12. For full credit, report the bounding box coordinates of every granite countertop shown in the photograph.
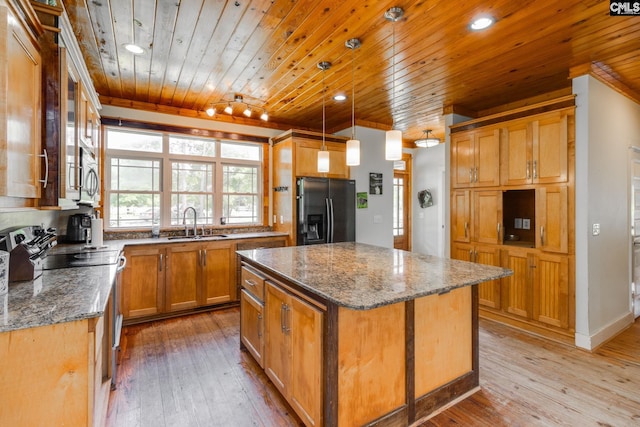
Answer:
[0,264,118,333]
[237,242,513,310]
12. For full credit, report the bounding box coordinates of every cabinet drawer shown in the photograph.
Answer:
[241,265,265,301]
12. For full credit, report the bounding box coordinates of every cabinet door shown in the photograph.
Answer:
[536,186,568,253]
[532,253,569,329]
[240,289,264,368]
[201,241,235,306]
[451,190,471,243]
[451,132,474,188]
[501,248,533,319]
[122,247,165,319]
[473,190,503,245]
[0,8,42,198]
[289,295,323,426]
[501,121,532,186]
[166,245,200,312]
[533,112,568,184]
[451,242,473,262]
[474,128,501,187]
[295,140,348,178]
[475,245,502,309]
[265,282,290,396]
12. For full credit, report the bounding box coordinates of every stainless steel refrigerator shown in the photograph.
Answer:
[296,177,356,245]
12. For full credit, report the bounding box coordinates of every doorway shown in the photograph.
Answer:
[393,153,412,251]
[630,147,640,318]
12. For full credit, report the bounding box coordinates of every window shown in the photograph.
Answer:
[393,176,404,237]
[105,127,263,229]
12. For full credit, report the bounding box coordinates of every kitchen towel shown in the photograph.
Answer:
[91,218,104,247]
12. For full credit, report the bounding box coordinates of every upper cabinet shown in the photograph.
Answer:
[451,128,500,188]
[295,139,348,179]
[0,1,44,200]
[501,111,569,186]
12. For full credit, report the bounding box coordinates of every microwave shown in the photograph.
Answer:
[76,145,100,206]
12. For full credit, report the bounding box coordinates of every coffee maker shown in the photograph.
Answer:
[66,214,92,242]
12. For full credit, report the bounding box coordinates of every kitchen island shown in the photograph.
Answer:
[237,242,512,426]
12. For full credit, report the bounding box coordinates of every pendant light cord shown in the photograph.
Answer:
[351,45,356,139]
[391,17,395,129]
[322,66,326,150]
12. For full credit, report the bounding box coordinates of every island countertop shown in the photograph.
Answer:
[237,242,513,310]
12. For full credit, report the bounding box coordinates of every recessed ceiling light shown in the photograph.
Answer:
[470,15,495,31]
[124,44,144,54]
[333,94,347,101]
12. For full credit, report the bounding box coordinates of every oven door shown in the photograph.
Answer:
[77,146,100,206]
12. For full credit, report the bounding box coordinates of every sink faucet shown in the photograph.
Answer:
[183,207,197,237]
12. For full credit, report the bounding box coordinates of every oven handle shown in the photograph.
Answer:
[116,255,127,272]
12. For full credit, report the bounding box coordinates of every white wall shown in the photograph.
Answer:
[411,144,445,256]
[337,126,394,248]
[574,75,640,349]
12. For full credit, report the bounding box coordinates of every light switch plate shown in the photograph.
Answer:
[593,223,600,236]
[515,218,523,229]
[522,218,531,230]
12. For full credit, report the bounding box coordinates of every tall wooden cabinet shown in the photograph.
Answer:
[450,101,575,341]
[271,130,349,245]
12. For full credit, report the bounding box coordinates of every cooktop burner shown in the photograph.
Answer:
[42,250,120,270]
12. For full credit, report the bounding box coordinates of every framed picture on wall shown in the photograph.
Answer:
[369,173,383,195]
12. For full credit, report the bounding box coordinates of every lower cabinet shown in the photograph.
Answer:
[0,317,111,426]
[240,289,264,367]
[122,245,165,319]
[265,280,323,427]
[452,243,501,309]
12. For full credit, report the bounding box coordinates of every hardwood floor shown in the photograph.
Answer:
[107,309,640,427]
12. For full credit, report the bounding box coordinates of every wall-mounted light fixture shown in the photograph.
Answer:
[384,6,404,161]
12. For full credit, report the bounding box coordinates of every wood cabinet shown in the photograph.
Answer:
[0,2,43,199]
[501,111,568,186]
[165,244,199,312]
[122,245,165,319]
[272,129,349,245]
[240,264,267,367]
[265,280,323,427]
[0,316,111,427]
[451,102,575,340]
[451,128,500,188]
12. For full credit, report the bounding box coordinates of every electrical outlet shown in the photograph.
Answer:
[522,218,531,230]
[515,218,523,229]
[593,223,600,236]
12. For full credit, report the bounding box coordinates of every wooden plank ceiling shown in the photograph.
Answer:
[62,0,640,142]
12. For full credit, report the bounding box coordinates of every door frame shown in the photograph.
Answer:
[393,153,412,251]
[629,146,640,318]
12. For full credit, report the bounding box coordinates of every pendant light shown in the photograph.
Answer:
[317,61,331,173]
[345,38,361,166]
[384,6,404,161]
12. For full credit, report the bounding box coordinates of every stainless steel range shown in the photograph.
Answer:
[42,250,121,270]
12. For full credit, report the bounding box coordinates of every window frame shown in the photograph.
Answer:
[103,125,264,231]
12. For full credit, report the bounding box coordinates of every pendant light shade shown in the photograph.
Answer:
[345,38,361,166]
[317,61,331,173]
[385,130,403,160]
[317,150,330,173]
[384,7,404,161]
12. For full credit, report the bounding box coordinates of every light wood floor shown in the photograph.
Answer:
[106,309,640,427]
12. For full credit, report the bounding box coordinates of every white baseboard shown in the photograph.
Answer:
[575,311,634,350]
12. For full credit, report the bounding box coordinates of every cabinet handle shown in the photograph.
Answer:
[526,160,531,180]
[284,304,291,334]
[464,222,468,238]
[533,160,538,179]
[257,313,262,338]
[39,149,49,188]
[198,249,202,266]
[497,223,502,240]
[469,249,473,261]
[244,279,257,287]
[203,249,207,267]
[159,254,163,271]
[474,250,478,263]
[474,167,478,183]
[280,303,286,332]
[540,226,545,246]
[469,168,473,183]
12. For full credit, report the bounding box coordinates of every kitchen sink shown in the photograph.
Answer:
[166,234,228,240]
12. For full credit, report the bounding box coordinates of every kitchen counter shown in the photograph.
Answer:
[237,241,511,310]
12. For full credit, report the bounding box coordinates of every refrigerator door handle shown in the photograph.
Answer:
[324,199,332,243]
[329,198,335,243]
